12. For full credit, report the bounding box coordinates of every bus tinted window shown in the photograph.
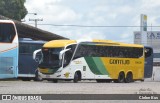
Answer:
[19,43,43,54]
[0,23,16,43]
[74,44,143,59]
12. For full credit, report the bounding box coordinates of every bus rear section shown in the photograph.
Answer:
[144,46,153,78]
[0,20,18,79]
[18,38,45,81]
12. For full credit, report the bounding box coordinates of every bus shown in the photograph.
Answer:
[18,38,45,81]
[0,20,18,79]
[33,39,146,83]
[144,46,153,78]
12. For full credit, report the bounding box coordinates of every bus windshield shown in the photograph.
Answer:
[39,48,63,69]
[0,23,16,43]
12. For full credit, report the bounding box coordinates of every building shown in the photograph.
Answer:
[134,14,160,81]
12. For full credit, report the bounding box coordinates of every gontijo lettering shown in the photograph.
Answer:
[110,59,130,65]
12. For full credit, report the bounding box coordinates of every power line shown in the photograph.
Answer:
[26,23,160,28]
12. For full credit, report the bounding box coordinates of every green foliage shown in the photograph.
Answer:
[0,0,28,21]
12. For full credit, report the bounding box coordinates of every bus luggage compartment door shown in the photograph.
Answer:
[0,57,15,78]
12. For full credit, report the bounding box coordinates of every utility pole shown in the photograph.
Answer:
[29,18,43,28]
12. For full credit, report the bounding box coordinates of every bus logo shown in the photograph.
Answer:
[109,59,130,65]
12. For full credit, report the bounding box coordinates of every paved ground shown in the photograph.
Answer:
[0,80,160,94]
[0,80,160,103]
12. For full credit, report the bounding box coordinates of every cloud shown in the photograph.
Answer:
[25,0,160,43]
[25,0,81,24]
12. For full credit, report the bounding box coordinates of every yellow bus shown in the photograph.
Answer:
[33,39,145,83]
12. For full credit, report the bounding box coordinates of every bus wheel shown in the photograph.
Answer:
[115,72,125,83]
[73,72,78,83]
[73,71,81,83]
[125,72,133,83]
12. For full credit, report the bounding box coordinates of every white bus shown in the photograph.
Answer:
[33,40,150,83]
[0,20,18,79]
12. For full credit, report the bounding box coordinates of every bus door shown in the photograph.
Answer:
[144,47,153,78]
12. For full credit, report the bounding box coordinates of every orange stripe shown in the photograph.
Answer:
[0,42,13,44]
[0,46,18,53]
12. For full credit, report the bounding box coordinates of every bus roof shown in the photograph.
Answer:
[0,20,14,24]
[43,39,143,48]
[43,40,77,48]
[19,38,46,44]
[93,39,143,47]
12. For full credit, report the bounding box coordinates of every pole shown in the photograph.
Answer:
[29,18,43,28]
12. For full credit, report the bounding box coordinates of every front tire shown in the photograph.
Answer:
[73,72,79,83]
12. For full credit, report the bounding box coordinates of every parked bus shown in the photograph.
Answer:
[34,39,146,83]
[144,46,153,78]
[18,38,45,81]
[0,20,18,79]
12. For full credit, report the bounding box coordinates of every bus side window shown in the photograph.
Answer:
[63,44,76,67]
[19,44,29,54]
[64,50,72,65]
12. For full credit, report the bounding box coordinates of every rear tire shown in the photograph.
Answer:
[125,72,133,83]
[114,72,125,83]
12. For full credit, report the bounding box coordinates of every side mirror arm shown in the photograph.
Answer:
[33,49,41,60]
[59,48,71,60]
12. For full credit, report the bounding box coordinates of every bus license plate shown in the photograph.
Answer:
[46,75,50,78]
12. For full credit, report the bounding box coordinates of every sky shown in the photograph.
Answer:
[24,0,160,43]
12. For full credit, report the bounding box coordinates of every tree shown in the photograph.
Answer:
[0,0,28,21]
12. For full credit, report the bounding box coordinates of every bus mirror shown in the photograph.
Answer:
[59,48,71,60]
[33,49,41,62]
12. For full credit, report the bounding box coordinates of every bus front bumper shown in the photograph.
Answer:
[38,71,73,80]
